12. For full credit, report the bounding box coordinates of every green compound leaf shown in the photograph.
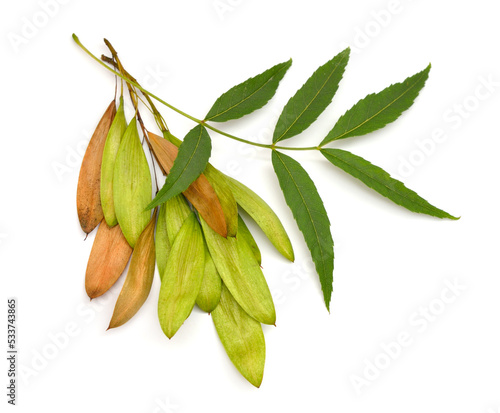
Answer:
[271,150,334,310]
[205,59,292,122]
[321,148,459,220]
[273,48,350,143]
[321,65,431,145]
[148,124,211,209]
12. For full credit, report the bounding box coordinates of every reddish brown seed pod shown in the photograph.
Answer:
[77,100,116,234]
[85,219,132,299]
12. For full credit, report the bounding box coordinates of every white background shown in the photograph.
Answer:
[2,0,499,412]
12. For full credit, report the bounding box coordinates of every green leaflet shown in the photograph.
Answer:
[196,245,222,313]
[321,148,458,219]
[148,124,211,209]
[212,284,265,388]
[238,215,261,265]
[158,213,205,339]
[201,218,276,325]
[165,194,192,245]
[205,59,292,122]
[204,164,238,237]
[273,48,350,143]
[113,117,152,248]
[155,203,170,280]
[161,133,238,237]
[321,65,431,145]
[272,150,334,310]
[224,175,294,262]
[101,96,127,227]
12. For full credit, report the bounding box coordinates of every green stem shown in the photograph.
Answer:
[72,34,320,152]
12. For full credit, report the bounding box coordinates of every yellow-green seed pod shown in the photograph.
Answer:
[212,284,265,388]
[108,211,157,329]
[113,117,152,248]
[237,215,261,265]
[227,177,295,262]
[204,165,238,237]
[101,96,127,227]
[201,218,275,325]
[225,175,294,262]
[155,203,170,280]
[196,245,222,313]
[165,194,192,245]
[158,213,205,339]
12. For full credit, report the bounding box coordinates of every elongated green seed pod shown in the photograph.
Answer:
[224,175,294,262]
[165,194,192,245]
[212,284,265,388]
[158,213,205,339]
[155,203,170,280]
[237,233,275,323]
[108,212,157,329]
[237,215,261,265]
[201,218,275,325]
[113,117,152,247]
[196,245,222,313]
[101,96,127,227]
[204,165,238,237]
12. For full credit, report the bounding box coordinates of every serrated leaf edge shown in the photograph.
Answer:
[322,64,431,144]
[321,148,458,220]
[272,150,333,309]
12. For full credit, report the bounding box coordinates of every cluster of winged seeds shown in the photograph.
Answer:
[74,35,459,387]
[77,97,294,387]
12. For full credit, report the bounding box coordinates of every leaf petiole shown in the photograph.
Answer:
[72,34,320,152]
